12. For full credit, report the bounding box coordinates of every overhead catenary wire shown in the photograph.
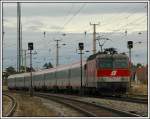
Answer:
[62,3,75,23]
[55,3,86,36]
[47,3,75,40]
[101,14,147,38]
[99,4,146,30]
[3,3,147,69]
[82,14,146,51]
[82,3,146,34]
[97,5,147,37]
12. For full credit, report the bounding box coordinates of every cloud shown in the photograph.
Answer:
[3,30,148,69]
[3,3,146,17]
[24,20,44,31]
[50,25,64,30]
[4,11,147,34]
[2,2,148,69]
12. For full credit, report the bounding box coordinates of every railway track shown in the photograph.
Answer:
[93,95,148,104]
[38,92,148,104]
[35,92,141,117]
[3,93,17,117]
[117,95,148,104]
[5,90,148,104]
[63,93,148,104]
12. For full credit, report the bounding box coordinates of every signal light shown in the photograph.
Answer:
[28,42,33,50]
[79,42,84,50]
[127,41,133,49]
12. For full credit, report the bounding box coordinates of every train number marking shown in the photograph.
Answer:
[110,71,117,76]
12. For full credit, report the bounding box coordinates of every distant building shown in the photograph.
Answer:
[135,65,148,84]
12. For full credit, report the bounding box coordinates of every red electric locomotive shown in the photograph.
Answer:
[85,48,130,95]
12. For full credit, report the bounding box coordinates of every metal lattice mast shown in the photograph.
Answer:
[90,22,99,54]
[17,2,22,72]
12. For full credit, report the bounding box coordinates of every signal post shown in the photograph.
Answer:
[28,42,34,97]
[127,41,133,89]
[78,42,84,95]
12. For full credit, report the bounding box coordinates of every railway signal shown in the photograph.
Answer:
[28,42,33,97]
[79,42,84,50]
[78,42,84,94]
[28,42,33,50]
[127,41,133,64]
[127,41,133,89]
[127,41,133,49]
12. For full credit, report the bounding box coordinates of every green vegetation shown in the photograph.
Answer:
[20,66,35,72]
[43,62,53,69]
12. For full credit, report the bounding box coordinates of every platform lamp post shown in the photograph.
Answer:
[127,41,133,89]
[28,42,33,97]
[78,42,84,95]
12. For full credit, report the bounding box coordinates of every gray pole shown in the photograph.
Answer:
[78,42,84,95]
[17,3,22,72]
[90,22,99,54]
[129,48,131,88]
[24,50,27,72]
[55,39,61,67]
[129,49,131,64]
[93,24,96,54]
[56,40,59,67]
[17,3,19,72]
[2,2,4,72]
[127,41,133,89]
[30,50,33,96]
[20,23,23,68]
[100,45,103,52]
[80,50,83,89]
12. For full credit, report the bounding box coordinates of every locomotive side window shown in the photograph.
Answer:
[114,58,128,68]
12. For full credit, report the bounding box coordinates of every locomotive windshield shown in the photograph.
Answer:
[97,57,128,69]
[99,59,113,68]
[114,58,128,68]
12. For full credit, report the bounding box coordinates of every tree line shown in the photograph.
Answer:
[3,62,53,78]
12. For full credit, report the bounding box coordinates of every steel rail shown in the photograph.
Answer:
[3,93,17,117]
[95,95,148,104]
[64,93,148,104]
[35,92,141,117]
[117,96,147,104]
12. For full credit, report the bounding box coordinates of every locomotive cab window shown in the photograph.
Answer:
[114,58,128,68]
[97,58,113,68]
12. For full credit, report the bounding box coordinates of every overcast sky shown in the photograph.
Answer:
[2,2,148,70]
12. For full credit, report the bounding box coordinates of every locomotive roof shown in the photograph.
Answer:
[87,52,101,60]
[87,52,128,61]
[97,53,128,59]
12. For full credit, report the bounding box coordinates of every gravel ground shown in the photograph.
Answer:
[5,92,58,117]
[2,95,12,116]
[3,91,148,117]
[46,93,148,117]
[40,98,85,117]
[3,92,85,117]
[78,97,148,117]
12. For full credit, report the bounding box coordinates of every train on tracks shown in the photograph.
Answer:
[8,49,131,95]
